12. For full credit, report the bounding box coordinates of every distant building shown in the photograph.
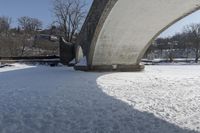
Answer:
[34,34,59,42]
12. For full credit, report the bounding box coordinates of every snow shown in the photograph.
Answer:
[0,63,36,73]
[69,58,76,64]
[76,56,87,66]
[0,64,200,133]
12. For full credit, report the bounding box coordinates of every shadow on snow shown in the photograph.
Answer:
[0,66,198,133]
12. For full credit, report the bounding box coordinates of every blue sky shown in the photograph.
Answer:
[0,0,54,28]
[159,10,200,38]
[0,0,200,37]
[0,0,93,28]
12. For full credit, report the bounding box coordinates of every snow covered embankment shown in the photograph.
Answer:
[97,65,200,132]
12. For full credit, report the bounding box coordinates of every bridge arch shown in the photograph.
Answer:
[76,0,200,71]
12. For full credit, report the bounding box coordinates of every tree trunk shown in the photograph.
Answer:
[195,49,199,63]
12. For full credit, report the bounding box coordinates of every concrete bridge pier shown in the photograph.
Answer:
[74,0,200,72]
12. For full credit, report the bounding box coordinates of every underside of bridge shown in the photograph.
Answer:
[75,0,200,71]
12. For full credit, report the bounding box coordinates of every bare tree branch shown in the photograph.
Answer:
[52,0,87,42]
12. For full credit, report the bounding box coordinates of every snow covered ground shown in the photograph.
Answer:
[0,64,200,133]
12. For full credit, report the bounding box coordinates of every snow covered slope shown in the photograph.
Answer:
[0,64,200,133]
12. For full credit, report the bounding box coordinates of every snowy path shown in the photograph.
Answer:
[0,64,200,133]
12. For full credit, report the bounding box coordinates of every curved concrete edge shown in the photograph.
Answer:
[75,0,200,72]
[88,0,200,68]
[87,0,118,66]
[74,64,144,72]
[75,45,84,63]
[76,0,113,58]
[136,6,200,64]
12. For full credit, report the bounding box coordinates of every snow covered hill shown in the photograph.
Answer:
[0,64,200,133]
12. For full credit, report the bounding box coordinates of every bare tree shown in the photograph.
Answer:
[184,24,200,63]
[0,16,11,36]
[0,16,14,57]
[53,0,87,42]
[18,16,42,33]
[17,16,43,56]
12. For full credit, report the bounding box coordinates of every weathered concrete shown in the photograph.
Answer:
[76,0,111,56]
[75,45,83,63]
[76,0,200,71]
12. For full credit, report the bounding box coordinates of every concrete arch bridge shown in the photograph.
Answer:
[63,0,200,71]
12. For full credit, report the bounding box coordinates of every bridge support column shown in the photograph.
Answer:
[74,0,200,72]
